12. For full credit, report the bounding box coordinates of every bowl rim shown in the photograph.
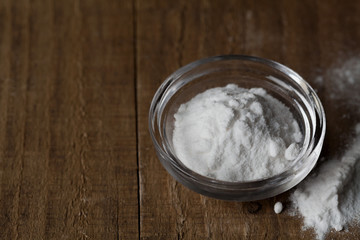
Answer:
[148,55,326,195]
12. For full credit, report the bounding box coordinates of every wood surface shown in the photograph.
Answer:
[0,0,359,239]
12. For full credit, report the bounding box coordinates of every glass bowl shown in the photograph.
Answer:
[149,55,326,201]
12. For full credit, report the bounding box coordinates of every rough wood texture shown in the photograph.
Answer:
[0,0,138,239]
[0,0,359,239]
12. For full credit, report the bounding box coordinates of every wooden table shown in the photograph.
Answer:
[1,0,359,239]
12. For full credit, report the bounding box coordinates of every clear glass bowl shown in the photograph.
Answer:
[149,55,326,201]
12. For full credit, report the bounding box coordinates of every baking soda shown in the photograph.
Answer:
[290,125,360,240]
[290,57,360,239]
[172,84,302,181]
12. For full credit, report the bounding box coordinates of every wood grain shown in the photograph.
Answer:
[0,0,138,239]
[0,0,360,239]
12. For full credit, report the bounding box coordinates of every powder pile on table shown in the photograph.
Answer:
[172,84,302,182]
[290,125,360,239]
[289,57,360,240]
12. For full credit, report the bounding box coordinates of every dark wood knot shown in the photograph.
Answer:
[246,202,262,214]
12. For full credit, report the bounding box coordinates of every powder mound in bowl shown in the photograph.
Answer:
[172,84,303,182]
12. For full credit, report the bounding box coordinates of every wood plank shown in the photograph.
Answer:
[137,0,360,239]
[0,0,359,239]
[0,0,138,239]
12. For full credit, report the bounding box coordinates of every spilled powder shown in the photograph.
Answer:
[290,57,360,239]
[313,57,360,103]
[290,125,360,240]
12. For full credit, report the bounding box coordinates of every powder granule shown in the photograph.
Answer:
[274,202,284,214]
[172,84,303,181]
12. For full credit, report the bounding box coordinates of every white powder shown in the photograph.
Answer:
[328,58,360,92]
[289,57,360,239]
[290,125,360,240]
[172,84,302,181]
[314,57,360,104]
